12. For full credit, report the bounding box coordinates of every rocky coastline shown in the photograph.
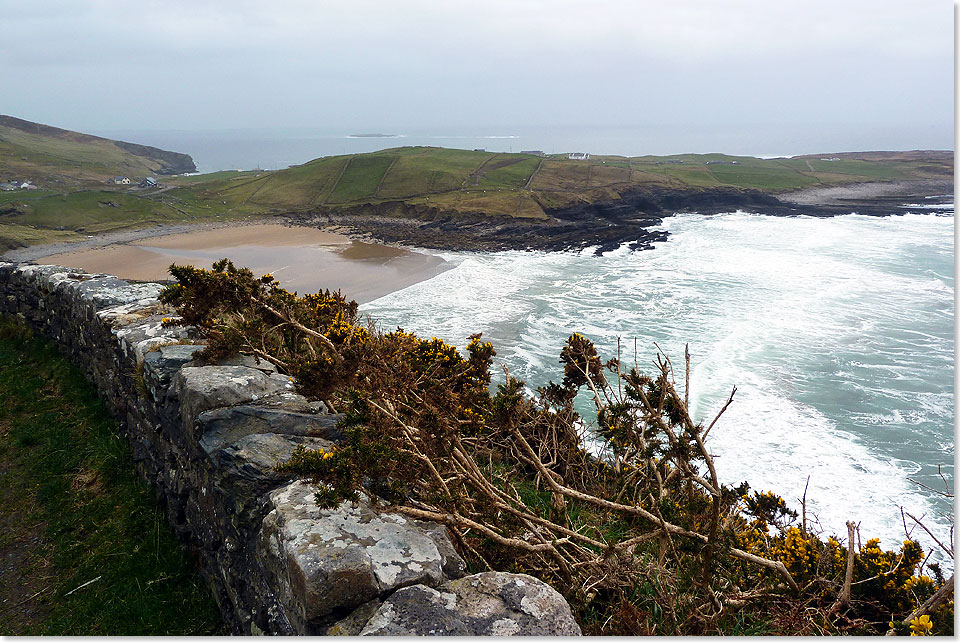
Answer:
[291,179,953,254]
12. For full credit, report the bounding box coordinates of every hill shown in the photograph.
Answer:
[0,117,951,254]
[0,115,196,189]
[165,146,952,221]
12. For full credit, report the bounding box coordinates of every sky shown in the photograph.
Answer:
[0,0,954,148]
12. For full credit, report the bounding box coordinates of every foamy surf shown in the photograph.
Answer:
[362,212,954,567]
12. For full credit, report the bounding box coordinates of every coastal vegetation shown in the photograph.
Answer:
[159,259,954,636]
[0,116,952,252]
[0,318,223,634]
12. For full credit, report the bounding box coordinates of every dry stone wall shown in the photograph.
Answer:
[0,262,580,636]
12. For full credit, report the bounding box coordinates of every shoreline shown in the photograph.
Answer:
[292,179,954,254]
[23,223,452,304]
[4,179,953,263]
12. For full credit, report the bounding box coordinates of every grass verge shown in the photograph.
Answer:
[0,318,224,635]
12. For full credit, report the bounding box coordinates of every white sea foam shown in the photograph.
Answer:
[362,212,955,565]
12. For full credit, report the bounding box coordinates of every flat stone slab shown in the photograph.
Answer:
[213,353,278,373]
[258,480,466,632]
[199,405,344,454]
[46,272,165,309]
[114,316,198,363]
[143,344,206,399]
[97,300,170,328]
[356,572,581,636]
[172,365,297,438]
[211,433,335,516]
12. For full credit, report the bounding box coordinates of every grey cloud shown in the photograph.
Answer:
[0,0,952,140]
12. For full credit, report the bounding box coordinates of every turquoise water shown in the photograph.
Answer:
[362,210,954,562]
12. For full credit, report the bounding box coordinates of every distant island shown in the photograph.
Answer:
[347,133,398,138]
[0,115,952,254]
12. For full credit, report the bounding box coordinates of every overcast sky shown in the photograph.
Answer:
[1,0,954,144]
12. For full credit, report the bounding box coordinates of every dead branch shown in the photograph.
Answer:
[885,574,954,636]
[905,512,954,559]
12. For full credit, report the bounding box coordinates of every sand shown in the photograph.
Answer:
[40,224,450,304]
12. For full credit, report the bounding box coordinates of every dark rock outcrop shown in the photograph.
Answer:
[290,180,951,255]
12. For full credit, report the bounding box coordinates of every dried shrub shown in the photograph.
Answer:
[161,260,954,636]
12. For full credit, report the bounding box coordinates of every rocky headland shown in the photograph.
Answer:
[291,179,954,254]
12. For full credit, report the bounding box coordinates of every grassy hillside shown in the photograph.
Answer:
[0,120,952,253]
[156,147,951,222]
[0,115,196,190]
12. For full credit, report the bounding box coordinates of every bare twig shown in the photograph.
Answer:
[906,475,955,498]
[64,575,101,596]
[905,512,954,559]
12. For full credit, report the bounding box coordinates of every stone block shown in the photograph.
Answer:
[210,433,335,518]
[198,405,344,454]
[142,344,207,400]
[355,572,581,636]
[257,480,466,633]
[115,316,198,364]
[172,366,297,439]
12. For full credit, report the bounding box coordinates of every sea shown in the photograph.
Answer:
[362,209,955,566]
[91,123,952,173]
[95,125,955,564]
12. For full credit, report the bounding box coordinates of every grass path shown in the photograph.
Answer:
[322,154,353,205]
[373,156,399,197]
[0,319,224,635]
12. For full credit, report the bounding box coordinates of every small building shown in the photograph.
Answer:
[0,182,17,191]
[113,176,131,185]
[568,152,590,160]
[139,176,158,188]
[19,181,37,190]
[520,150,545,157]
[473,148,486,152]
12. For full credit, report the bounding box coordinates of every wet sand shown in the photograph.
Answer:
[41,224,450,304]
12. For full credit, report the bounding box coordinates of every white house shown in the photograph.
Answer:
[113,176,132,185]
[568,152,590,160]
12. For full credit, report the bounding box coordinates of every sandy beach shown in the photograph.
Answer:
[38,224,450,304]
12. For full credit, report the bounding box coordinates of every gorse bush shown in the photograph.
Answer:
[161,260,954,636]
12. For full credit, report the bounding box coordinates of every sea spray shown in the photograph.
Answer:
[362,211,954,566]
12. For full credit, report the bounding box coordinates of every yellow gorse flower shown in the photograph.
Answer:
[909,614,933,635]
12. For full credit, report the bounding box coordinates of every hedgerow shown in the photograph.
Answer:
[160,259,954,635]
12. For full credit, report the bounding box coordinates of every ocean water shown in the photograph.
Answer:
[361,209,955,563]
[92,123,953,173]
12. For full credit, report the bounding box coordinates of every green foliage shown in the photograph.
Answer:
[0,319,223,635]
